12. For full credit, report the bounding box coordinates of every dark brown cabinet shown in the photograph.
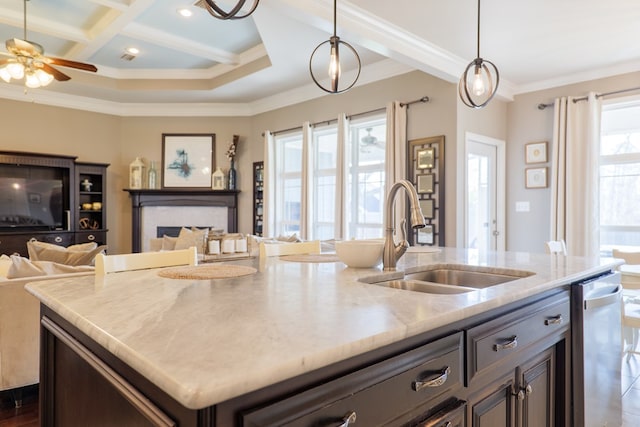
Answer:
[75,161,109,246]
[466,291,570,427]
[0,152,109,256]
[253,161,264,236]
[37,289,573,427]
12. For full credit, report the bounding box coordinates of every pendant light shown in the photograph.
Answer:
[309,0,361,94]
[202,0,259,20]
[458,0,500,108]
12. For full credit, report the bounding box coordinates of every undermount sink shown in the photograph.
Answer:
[360,264,535,294]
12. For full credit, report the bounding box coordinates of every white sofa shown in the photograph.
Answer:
[0,271,93,395]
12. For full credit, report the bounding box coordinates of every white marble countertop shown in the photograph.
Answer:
[25,248,619,410]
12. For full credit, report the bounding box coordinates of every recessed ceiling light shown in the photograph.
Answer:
[126,47,140,55]
[177,8,193,17]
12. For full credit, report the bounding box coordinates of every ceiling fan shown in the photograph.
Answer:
[0,0,97,89]
[360,128,385,151]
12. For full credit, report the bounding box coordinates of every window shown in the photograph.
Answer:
[269,113,387,240]
[600,99,640,252]
[347,117,387,239]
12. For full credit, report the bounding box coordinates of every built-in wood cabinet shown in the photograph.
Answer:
[0,152,109,256]
[76,162,109,246]
[253,161,264,236]
[37,286,574,427]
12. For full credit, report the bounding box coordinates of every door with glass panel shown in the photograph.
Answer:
[465,133,505,252]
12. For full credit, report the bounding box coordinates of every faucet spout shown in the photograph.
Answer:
[383,179,426,271]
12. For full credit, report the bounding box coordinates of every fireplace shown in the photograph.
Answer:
[126,189,238,252]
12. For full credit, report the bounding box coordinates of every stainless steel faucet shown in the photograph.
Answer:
[383,179,426,271]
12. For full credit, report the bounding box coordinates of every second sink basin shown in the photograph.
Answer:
[360,263,535,294]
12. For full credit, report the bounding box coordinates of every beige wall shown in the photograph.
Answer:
[4,69,636,254]
[506,70,640,253]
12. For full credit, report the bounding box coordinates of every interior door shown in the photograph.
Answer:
[465,133,506,253]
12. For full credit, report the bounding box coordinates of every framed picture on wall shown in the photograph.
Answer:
[162,133,215,188]
[525,141,547,164]
[525,167,548,189]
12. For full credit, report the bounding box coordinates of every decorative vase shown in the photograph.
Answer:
[228,159,237,190]
[147,160,158,189]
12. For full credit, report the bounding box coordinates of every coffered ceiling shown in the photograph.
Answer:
[0,0,638,116]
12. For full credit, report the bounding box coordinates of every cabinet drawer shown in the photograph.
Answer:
[75,230,107,246]
[467,292,570,382]
[243,332,463,427]
[37,232,75,247]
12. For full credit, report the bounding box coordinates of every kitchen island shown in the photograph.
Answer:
[26,248,619,426]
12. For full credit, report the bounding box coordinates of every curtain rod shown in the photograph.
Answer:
[265,95,430,136]
[400,96,430,107]
[537,85,640,110]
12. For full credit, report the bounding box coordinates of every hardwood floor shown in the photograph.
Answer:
[0,357,638,426]
[0,386,38,427]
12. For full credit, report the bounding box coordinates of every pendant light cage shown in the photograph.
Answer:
[309,0,361,94]
[458,0,500,108]
[203,0,260,20]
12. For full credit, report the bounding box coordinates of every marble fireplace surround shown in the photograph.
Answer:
[126,189,238,253]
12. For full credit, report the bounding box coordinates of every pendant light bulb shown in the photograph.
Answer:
[328,41,341,79]
[0,66,12,83]
[24,71,41,88]
[472,67,485,96]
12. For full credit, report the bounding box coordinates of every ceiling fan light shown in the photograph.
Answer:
[0,66,12,83]
[24,71,41,88]
[35,69,53,86]
[6,62,24,79]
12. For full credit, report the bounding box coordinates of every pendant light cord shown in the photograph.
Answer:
[476,0,481,58]
[333,0,337,37]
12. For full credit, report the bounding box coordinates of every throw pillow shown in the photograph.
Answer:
[174,227,208,250]
[161,235,178,251]
[27,241,107,266]
[6,255,95,279]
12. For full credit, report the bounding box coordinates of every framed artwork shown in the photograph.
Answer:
[525,167,548,189]
[417,225,434,245]
[162,134,215,188]
[416,148,435,169]
[419,199,434,219]
[417,174,434,194]
[525,141,547,164]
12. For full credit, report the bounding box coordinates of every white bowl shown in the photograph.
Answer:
[335,239,384,268]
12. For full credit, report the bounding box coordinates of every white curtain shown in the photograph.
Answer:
[385,101,408,237]
[300,122,312,240]
[550,92,601,257]
[263,130,275,237]
[335,113,349,239]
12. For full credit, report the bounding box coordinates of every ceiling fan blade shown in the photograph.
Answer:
[6,38,43,57]
[46,57,97,73]
[39,63,70,81]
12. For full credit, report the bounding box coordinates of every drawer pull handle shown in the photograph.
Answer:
[336,411,356,427]
[87,234,96,241]
[412,366,451,391]
[493,335,518,352]
[544,315,563,325]
[54,236,63,243]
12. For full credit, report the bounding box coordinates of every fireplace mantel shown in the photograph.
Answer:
[125,189,238,252]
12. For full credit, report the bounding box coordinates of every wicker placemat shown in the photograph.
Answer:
[280,254,340,263]
[158,264,257,280]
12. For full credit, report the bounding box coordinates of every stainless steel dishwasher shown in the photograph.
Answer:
[572,271,623,427]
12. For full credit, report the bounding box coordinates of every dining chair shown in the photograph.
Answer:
[545,240,567,255]
[258,240,321,258]
[612,248,640,358]
[95,247,198,275]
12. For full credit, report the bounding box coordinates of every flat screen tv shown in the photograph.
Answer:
[0,177,64,230]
